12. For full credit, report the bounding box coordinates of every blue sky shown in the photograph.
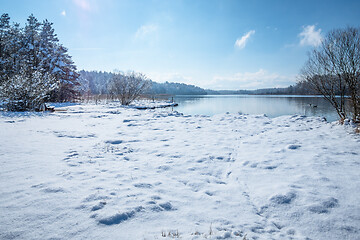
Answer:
[1,0,360,90]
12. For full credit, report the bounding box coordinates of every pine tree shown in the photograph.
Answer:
[8,22,23,76]
[38,19,59,76]
[0,13,11,84]
[0,13,80,110]
[48,44,80,101]
[22,14,41,77]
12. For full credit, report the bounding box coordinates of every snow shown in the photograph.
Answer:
[0,102,359,239]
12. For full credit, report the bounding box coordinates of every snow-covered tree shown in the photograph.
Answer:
[0,13,80,108]
[38,19,59,75]
[6,21,23,80]
[75,73,90,96]
[0,68,58,111]
[0,13,13,84]
[21,14,42,77]
[48,43,80,102]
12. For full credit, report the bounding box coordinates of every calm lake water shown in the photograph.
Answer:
[171,95,340,122]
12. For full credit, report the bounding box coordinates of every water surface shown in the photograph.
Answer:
[172,95,339,122]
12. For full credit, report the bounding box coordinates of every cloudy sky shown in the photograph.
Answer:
[2,0,360,90]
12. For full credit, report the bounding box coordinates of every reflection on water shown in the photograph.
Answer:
[171,95,339,122]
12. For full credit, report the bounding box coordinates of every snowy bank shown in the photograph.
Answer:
[0,103,359,239]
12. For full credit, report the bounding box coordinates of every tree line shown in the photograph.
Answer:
[78,70,207,96]
[0,13,79,110]
[79,70,318,97]
[206,82,317,95]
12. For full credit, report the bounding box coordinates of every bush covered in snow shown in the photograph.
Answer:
[0,69,58,111]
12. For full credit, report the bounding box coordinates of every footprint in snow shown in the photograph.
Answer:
[31,183,65,193]
[63,150,79,161]
[98,206,144,225]
[159,202,174,211]
[205,191,215,196]
[83,193,111,202]
[309,197,339,214]
[105,140,123,145]
[134,183,153,188]
[151,195,161,200]
[287,144,301,150]
[270,191,297,205]
[42,187,66,193]
[250,163,258,168]
[91,201,107,211]
[151,202,175,212]
[157,165,170,172]
[55,131,96,139]
[264,165,278,170]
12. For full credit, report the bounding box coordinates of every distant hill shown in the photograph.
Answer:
[148,81,207,95]
[78,70,207,95]
[207,82,316,95]
[78,70,316,96]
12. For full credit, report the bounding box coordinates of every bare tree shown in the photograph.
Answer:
[300,27,360,122]
[108,71,151,105]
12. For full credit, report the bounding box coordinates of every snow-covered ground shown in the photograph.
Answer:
[0,102,359,240]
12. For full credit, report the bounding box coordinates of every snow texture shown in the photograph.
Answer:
[0,102,359,239]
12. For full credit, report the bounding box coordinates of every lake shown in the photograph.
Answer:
[171,95,340,122]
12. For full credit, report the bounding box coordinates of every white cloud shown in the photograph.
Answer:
[61,10,66,16]
[299,25,322,47]
[135,24,158,39]
[235,30,255,49]
[208,69,295,90]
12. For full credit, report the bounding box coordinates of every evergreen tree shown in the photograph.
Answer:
[8,22,23,77]
[48,44,80,101]
[22,14,41,77]
[0,13,11,84]
[0,13,80,110]
[38,19,59,75]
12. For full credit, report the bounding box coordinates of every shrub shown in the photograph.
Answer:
[0,69,58,111]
